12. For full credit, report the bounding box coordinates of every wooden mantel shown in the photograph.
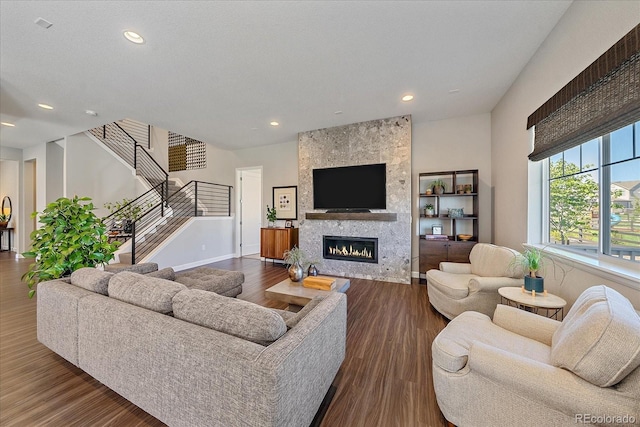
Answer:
[305,212,397,221]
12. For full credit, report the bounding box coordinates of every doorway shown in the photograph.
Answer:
[23,159,37,251]
[236,167,262,257]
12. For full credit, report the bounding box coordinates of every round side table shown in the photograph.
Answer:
[498,286,567,320]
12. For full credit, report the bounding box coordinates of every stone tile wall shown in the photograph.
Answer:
[298,115,412,284]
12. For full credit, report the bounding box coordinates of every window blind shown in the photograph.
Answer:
[527,24,640,162]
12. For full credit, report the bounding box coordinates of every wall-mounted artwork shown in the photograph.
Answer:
[273,186,297,220]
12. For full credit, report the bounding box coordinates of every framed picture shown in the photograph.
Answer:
[272,186,298,220]
[432,225,443,235]
[284,220,293,228]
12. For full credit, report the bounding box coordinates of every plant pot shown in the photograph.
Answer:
[434,185,444,195]
[0,221,7,228]
[288,262,303,282]
[524,275,544,293]
[425,209,435,216]
[268,220,276,228]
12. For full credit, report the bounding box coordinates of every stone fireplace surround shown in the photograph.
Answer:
[298,116,412,284]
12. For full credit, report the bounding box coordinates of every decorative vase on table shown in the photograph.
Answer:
[307,263,318,277]
[524,275,544,293]
[289,262,304,282]
[268,220,276,228]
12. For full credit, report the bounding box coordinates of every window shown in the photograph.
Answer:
[546,121,640,263]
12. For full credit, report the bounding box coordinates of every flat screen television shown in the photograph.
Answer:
[313,163,386,211]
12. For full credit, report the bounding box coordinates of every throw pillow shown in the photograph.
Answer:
[70,268,114,295]
[551,285,640,387]
[172,289,287,345]
[108,271,187,314]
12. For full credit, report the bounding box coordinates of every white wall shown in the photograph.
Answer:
[46,141,64,202]
[233,140,298,227]
[0,159,19,251]
[65,133,145,218]
[411,113,492,274]
[144,216,235,270]
[491,1,640,305]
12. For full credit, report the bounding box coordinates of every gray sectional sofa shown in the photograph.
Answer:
[37,268,347,427]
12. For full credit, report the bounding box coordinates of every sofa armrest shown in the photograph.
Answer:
[468,342,639,417]
[439,262,472,274]
[492,304,560,345]
[468,276,523,293]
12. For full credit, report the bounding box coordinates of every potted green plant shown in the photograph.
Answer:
[431,179,446,195]
[516,247,545,293]
[104,198,147,233]
[0,213,8,228]
[22,196,120,298]
[424,203,435,216]
[266,205,277,228]
[283,245,305,282]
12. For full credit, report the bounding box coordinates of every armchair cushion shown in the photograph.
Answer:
[432,311,551,373]
[427,270,475,300]
[551,285,640,387]
[469,243,522,278]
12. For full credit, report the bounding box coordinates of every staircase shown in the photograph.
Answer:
[90,121,232,266]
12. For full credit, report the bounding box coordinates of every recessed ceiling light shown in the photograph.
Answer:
[270,121,279,126]
[85,110,98,116]
[38,103,53,110]
[123,31,145,44]
[449,89,460,94]
[1,122,15,127]
[334,110,343,115]
[402,95,414,102]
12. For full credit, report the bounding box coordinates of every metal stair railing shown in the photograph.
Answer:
[129,180,233,263]
[89,122,169,202]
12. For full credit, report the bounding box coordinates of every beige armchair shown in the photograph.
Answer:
[432,285,640,426]
[426,243,523,319]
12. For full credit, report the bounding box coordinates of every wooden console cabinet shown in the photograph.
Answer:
[260,228,299,262]
[419,240,476,272]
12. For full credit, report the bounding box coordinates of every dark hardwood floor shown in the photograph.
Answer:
[0,251,449,426]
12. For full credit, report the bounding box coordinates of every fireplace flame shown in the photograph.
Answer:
[329,245,373,259]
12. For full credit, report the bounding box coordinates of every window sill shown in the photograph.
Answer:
[525,244,640,291]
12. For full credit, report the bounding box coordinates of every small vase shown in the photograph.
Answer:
[288,262,303,282]
[307,264,318,277]
[268,220,276,228]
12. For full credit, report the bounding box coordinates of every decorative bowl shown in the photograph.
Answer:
[458,234,472,241]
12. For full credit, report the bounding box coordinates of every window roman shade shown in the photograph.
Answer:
[527,24,640,162]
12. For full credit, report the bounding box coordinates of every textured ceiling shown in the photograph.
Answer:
[0,1,572,150]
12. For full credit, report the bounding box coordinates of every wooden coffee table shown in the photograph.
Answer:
[265,277,350,309]
[498,286,567,320]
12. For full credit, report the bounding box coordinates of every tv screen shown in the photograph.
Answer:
[313,163,386,211]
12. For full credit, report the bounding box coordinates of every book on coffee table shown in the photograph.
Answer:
[303,276,336,291]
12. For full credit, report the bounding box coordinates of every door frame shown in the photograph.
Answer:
[235,166,262,257]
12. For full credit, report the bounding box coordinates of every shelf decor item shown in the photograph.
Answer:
[431,179,446,195]
[425,204,435,216]
[432,225,443,235]
[517,247,545,293]
[448,208,464,218]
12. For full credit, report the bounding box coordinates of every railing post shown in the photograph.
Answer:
[103,125,106,139]
[147,124,151,149]
[228,186,232,216]
[165,176,169,207]
[134,144,138,169]
[194,181,198,217]
[131,221,136,265]
[161,181,165,218]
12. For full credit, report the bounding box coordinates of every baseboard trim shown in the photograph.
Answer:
[172,254,236,272]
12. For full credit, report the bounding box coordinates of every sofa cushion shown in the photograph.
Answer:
[172,289,286,345]
[551,285,640,387]
[175,267,244,294]
[108,272,187,314]
[469,243,522,278]
[104,262,159,274]
[426,269,474,300]
[285,296,324,329]
[70,268,114,295]
[146,267,176,281]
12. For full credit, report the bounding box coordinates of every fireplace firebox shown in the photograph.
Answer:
[323,236,378,263]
